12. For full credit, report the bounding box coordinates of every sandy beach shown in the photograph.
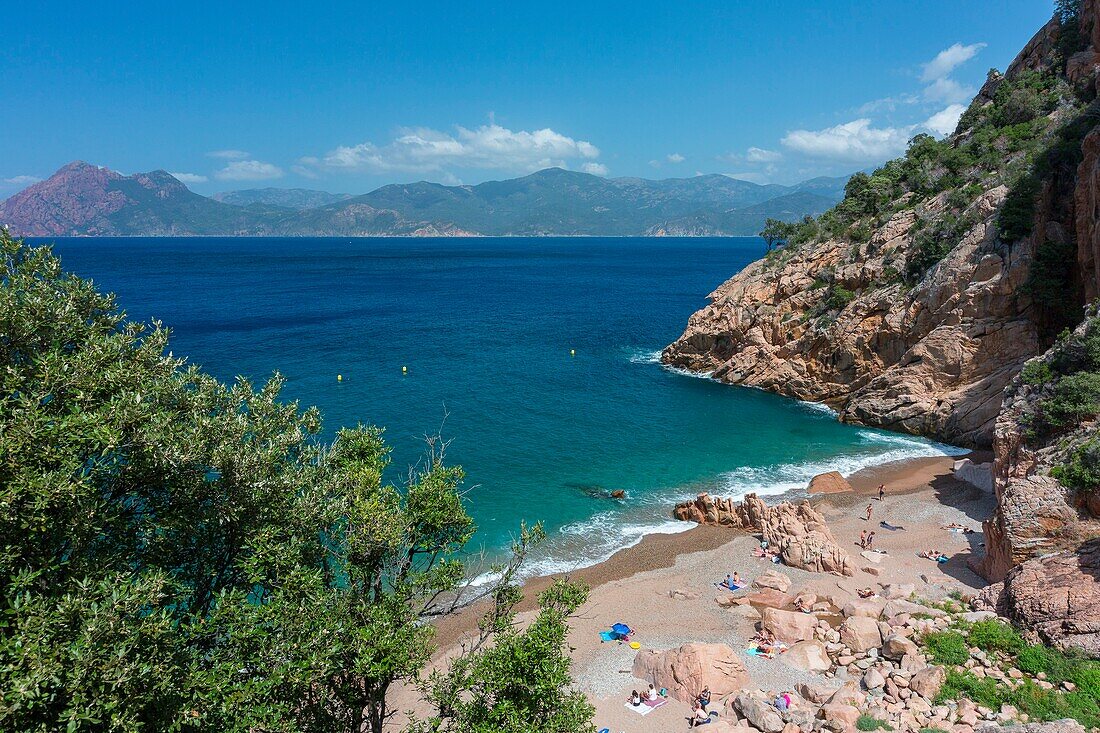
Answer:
[391,452,995,731]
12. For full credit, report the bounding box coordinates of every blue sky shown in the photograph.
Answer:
[1,1,1053,195]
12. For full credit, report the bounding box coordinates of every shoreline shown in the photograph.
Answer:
[435,451,972,653]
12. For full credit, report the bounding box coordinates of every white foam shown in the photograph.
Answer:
[627,348,663,364]
[662,364,717,380]
[800,400,838,416]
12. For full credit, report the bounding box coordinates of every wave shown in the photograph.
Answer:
[627,347,663,364]
[468,513,693,586]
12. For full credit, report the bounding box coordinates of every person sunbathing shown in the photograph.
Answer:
[857,587,876,598]
[794,597,810,613]
[943,522,974,533]
[918,549,942,559]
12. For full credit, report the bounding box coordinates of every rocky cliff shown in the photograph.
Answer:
[666,3,1100,652]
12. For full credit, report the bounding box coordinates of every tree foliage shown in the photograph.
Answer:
[0,231,592,733]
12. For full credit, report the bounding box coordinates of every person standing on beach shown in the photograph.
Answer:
[859,530,867,549]
[867,531,876,550]
[878,484,886,501]
[864,503,873,521]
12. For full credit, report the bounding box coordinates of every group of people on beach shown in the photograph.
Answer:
[858,529,876,550]
[687,687,712,726]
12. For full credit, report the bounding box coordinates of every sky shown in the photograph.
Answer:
[0,1,1055,196]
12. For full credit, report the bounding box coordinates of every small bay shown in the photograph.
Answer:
[43,236,962,576]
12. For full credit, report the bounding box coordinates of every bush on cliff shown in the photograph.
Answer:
[0,232,593,733]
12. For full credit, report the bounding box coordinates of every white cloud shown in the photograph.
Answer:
[206,149,250,160]
[856,93,920,115]
[170,172,208,184]
[782,119,911,162]
[214,160,285,181]
[582,162,609,176]
[921,42,986,83]
[746,147,782,163]
[308,123,601,175]
[2,175,40,186]
[290,164,319,179]
[923,77,975,104]
[666,152,685,163]
[923,104,967,136]
[648,159,662,168]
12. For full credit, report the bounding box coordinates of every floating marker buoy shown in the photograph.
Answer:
[337,374,343,382]
[402,365,408,374]
[570,349,575,356]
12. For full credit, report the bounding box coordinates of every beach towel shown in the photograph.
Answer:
[745,647,776,659]
[599,631,618,642]
[715,580,745,591]
[643,697,667,709]
[625,700,664,716]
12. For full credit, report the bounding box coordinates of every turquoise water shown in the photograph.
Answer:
[43,237,962,577]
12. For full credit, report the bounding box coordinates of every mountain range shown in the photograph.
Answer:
[0,161,848,237]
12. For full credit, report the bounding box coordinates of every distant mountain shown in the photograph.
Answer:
[212,188,353,210]
[0,162,850,237]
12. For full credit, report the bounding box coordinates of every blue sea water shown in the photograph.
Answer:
[42,236,963,578]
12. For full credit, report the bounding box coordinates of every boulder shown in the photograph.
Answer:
[669,588,699,601]
[881,583,916,600]
[973,722,1087,733]
[910,665,946,700]
[863,667,886,690]
[783,640,831,672]
[740,588,792,609]
[842,598,886,619]
[882,634,920,660]
[762,607,818,642]
[632,643,750,704]
[839,616,883,653]
[883,599,947,619]
[826,680,863,707]
[796,681,835,704]
[809,470,853,494]
[818,703,861,729]
[753,569,792,592]
[734,691,785,733]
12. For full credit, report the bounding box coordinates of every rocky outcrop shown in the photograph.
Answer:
[632,642,750,704]
[673,492,854,575]
[808,470,854,494]
[980,538,1100,656]
[663,186,1038,449]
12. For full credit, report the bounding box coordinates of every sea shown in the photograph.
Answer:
[41,236,966,580]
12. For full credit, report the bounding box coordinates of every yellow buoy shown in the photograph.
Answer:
[402,365,408,374]
[337,374,343,382]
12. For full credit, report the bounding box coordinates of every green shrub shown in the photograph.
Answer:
[822,285,856,312]
[937,670,1006,708]
[857,714,892,731]
[923,631,969,666]
[1021,360,1054,386]
[1052,438,1100,492]
[967,619,1025,654]
[1040,371,1100,431]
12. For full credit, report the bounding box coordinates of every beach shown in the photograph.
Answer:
[391,452,995,731]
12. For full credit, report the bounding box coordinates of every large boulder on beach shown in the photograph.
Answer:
[842,598,885,619]
[632,643,749,705]
[753,569,792,592]
[808,471,853,494]
[783,640,831,672]
[762,607,818,642]
[839,616,882,653]
[910,665,946,700]
[734,691,786,733]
